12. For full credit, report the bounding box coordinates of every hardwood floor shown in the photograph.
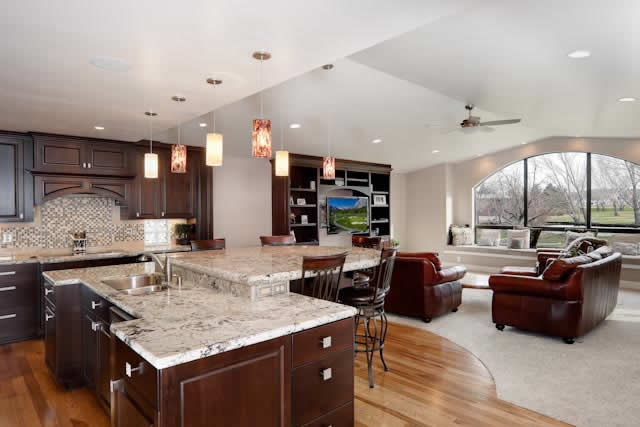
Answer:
[0,323,568,427]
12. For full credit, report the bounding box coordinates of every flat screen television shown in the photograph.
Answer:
[327,196,369,234]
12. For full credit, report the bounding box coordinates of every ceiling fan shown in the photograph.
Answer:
[460,104,521,129]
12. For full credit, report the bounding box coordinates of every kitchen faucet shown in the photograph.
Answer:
[149,253,172,283]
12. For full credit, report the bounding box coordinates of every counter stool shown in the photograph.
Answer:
[300,252,348,302]
[340,248,396,388]
[350,235,382,288]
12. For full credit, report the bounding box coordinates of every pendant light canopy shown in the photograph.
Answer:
[205,78,223,166]
[171,125,187,173]
[144,111,158,179]
[251,51,272,158]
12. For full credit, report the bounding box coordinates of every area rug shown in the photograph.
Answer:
[387,288,640,427]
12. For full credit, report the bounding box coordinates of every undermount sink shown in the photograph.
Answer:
[102,273,167,295]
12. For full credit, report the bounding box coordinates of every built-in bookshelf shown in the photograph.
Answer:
[271,154,392,245]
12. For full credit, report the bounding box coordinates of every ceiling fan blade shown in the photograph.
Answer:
[479,119,521,126]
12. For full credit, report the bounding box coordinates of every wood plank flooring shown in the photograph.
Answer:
[0,322,569,427]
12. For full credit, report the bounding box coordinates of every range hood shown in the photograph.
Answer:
[33,173,129,205]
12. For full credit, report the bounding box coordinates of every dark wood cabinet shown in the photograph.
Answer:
[111,380,155,427]
[32,133,132,177]
[127,149,163,219]
[0,133,33,222]
[0,263,39,344]
[82,311,98,387]
[97,322,112,406]
[34,174,129,205]
[162,149,198,219]
[44,301,57,372]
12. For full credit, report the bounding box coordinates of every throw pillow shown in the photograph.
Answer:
[507,229,530,249]
[612,241,639,256]
[542,255,592,281]
[565,230,594,247]
[477,229,500,246]
[451,226,473,246]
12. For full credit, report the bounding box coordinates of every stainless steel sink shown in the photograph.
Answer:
[102,273,167,295]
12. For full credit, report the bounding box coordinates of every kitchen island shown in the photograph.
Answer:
[43,246,380,427]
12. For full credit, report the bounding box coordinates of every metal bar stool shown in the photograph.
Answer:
[260,235,296,246]
[350,235,382,288]
[300,252,348,302]
[190,238,226,251]
[340,248,396,388]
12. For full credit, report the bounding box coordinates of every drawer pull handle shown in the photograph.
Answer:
[91,300,102,310]
[0,271,16,276]
[45,288,54,295]
[320,367,332,381]
[321,336,332,349]
[0,286,16,292]
[125,361,144,378]
[91,321,102,332]
[0,313,17,320]
[45,313,54,322]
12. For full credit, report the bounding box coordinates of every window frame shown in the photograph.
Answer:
[474,152,640,237]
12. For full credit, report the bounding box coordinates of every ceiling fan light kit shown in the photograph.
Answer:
[459,104,521,129]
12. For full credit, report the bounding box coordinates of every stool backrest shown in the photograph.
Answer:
[352,235,382,249]
[301,252,348,302]
[260,235,296,246]
[372,248,397,303]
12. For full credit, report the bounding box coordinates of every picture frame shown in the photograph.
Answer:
[296,198,306,205]
[301,215,309,224]
[310,181,316,190]
[373,194,387,206]
[289,196,294,206]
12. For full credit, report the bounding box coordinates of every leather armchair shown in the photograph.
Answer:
[385,252,466,323]
[489,247,621,343]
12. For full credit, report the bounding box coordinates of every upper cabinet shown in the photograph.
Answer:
[32,133,132,177]
[0,133,33,222]
[163,149,199,219]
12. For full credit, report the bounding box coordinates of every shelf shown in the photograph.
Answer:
[371,220,389,224]
[290,204,317,208]
[346,178,369,183]
[290,223,317,227]
[372,204,389,208]
[290,188,316,192]
[371,190,389,194]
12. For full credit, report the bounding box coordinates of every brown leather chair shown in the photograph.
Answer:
[489,246,621,343]
[190,238,225,251]
[351,235,382,249]
[385,252,466,323]
[259,235,296,246]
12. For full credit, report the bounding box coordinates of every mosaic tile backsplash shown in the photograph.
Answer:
[0,196,179,249]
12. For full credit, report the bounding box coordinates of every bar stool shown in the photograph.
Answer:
[259,235,296,246]
[350,235,382,288]
[340,248,396,388]
[300,252,348,302]
[190,238,226,251]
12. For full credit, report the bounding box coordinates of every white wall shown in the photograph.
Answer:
[212,155,272,248]
[390,173,407,249]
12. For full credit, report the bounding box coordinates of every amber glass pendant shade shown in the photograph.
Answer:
[170,145,187,173]
[252,119,272,158]
[322,156,336,179]
[275,150,289,176]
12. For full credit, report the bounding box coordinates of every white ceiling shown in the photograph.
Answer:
[3,0,638,172]
[0,0,470,142]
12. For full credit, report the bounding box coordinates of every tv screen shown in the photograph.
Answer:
[327,196,369,234]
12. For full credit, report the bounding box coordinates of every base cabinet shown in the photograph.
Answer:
[111,318,355,427]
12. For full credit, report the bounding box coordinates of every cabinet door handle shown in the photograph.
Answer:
[83,162,87,168]
[125,361,144,377]
[45,288,54,295]
[321,336,332,349]
[136,212,140,218]
[0,271,16,276]
[91,321,102,332]
[320,367,332,381]
[91,300,102,309]
[0,286,16,292]
[45,313,54,322]
[0,313,16,320]
[161,211,165,217]
[87,163,92,168]
[19,213,24,219]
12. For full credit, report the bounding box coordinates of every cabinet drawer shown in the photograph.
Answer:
[293,349,354,426]
[293,318,354,367]
[301,402,354,427]
[0,263,37,285]
[114,337,158,409]
[0,280,36,310]
[0,305,37,344]
[81,286,110,322]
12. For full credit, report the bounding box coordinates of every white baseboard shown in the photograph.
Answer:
[621,280,640,291]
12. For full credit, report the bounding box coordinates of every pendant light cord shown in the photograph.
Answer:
[259,57,264,119]
[212,80,217,132]
[149,115,153,154]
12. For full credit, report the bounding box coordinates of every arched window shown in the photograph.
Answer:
[474,152,640,233]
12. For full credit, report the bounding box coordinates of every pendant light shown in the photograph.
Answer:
[251,51,272,158]
[205,78,223,166]
[144,111,158,179]
[275,115,289,176]
[170,125,187,173]
[322,64,336,179]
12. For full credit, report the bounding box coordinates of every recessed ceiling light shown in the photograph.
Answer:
[322,64,334,70]
[199,123,207,127]
[567,50,591,59]
[618,97,636,102]
[432,149,440,154]
[94,125,105,130]
[171,96,186,102]
[521,142,527,145]
[89,56,131,72]
[289,123,301,129]
[371,138,382,144]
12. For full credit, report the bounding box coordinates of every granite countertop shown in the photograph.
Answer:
[43,261,358,370]
[168,245,380,286]
[0,243,191,265]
